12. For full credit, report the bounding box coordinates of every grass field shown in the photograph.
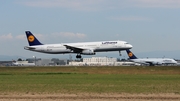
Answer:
[0,66,180,95]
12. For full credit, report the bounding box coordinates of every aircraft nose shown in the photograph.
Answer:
[128,44,133,49]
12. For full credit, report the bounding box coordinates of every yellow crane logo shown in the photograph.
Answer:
[28,35,35,42]
[128,52,133,57]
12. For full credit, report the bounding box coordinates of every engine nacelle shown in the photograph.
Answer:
[81,49,96,55]
[152,62,162,65]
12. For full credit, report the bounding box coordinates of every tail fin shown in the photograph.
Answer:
[25,31,43,46]
[126,49,138,59]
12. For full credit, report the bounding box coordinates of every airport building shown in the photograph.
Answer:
[83,57,116,65]
[1,58,68,66]
[29,58,67,66]
[69,57,136,66]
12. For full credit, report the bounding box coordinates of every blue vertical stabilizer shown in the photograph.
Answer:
[25,31,43,46]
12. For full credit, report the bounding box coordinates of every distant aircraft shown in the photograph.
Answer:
[12,61,35,66]
[24,31,133,58]
[126,49,177,66]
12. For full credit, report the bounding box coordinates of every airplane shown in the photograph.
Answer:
[12,61,35,66]
[24,31,133,58]
[126,49,177,66]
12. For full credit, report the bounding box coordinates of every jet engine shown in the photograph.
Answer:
[81,49,95,55]
[151,62,162,66]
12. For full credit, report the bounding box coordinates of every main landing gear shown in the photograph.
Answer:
[119,51,122,56]
[76,54,82,58]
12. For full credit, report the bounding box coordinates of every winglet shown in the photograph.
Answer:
[25,31,43,46]
[126,49,138,59]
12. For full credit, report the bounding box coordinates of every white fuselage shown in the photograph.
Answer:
[12,62,35,66]
[24,40,132,54]
[130,58,177,65]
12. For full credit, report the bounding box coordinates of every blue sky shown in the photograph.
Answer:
[0,0,180,59]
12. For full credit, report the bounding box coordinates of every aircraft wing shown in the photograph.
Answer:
[132,59,154,66]
[64,44,84,53]
[144,60,162,66]
[64,44,95,55]
[145,61,153,65]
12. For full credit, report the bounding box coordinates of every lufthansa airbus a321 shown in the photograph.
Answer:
[24,31,133,58]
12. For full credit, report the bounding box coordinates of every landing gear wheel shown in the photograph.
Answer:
[76,55,82,58]
[119,51,122,56]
